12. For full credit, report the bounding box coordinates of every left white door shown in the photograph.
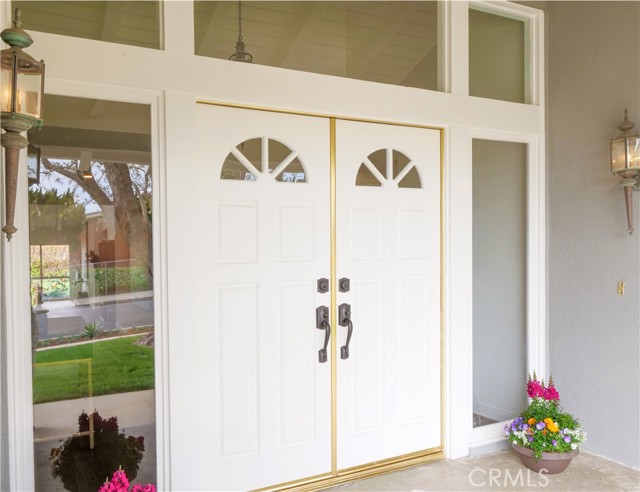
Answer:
[194,104,331,491]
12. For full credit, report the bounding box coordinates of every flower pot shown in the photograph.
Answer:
[511,442,579,474]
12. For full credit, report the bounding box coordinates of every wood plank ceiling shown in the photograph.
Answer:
[14,1,438,89]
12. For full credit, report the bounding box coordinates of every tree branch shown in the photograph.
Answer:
[42,158,113,207]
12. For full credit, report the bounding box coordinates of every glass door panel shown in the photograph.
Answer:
[472,139,527,427]
[29,95,156,491]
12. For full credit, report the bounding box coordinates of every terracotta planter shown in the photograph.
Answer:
[511,442,579,474]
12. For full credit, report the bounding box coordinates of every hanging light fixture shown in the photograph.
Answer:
[229,1,253,63]
[610,109,640,235]
[1,8,45,241]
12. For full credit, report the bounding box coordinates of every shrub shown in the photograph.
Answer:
[82,320,103,339]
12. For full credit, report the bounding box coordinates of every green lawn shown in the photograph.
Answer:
[33,336,154,404]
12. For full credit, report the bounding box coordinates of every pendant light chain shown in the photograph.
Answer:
[229,1,253,63]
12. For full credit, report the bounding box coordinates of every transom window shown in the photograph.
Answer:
[221,137,307,183]
[356,148,422,188]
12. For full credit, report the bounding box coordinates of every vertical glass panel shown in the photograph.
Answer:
[472,139,527,427]
[12,1,163,50]
[194,1,440,91]
[469,8,527,103]
[29,95,156,491]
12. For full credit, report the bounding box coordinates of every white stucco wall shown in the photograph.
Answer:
[548,0,640,469]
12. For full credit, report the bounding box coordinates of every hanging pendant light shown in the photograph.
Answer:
[229,1,253,63]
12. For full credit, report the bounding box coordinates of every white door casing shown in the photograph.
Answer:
[335,120,442,469]
[195,104,332,491]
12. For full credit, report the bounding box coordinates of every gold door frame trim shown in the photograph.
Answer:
[330,118,338,475]
[197,99,444,132]
[197,100,446,492]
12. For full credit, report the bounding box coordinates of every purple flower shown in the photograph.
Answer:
[552,439,557,447]
[522,424,529,431]
[527,435,534,443]
[564,435,571,443]
[536,421,546,430]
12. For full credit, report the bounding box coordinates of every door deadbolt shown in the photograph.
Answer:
[317,278,329,294]
[339,277,350,293]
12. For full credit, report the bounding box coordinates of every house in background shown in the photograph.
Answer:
[0,1,638,491]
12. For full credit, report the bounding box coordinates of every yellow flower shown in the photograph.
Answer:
[528,418,536,425]
[544,417,559,433]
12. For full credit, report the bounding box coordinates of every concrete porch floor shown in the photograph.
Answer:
[325,450,640,492]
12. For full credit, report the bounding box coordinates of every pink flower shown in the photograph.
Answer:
[526,379,544,399]
[97,469,156,492]
[543,384,560,401]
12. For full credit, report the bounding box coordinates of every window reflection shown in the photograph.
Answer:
[30,95,156,491]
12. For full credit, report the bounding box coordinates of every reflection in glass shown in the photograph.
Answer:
[194,1,440,91]
[29,95,156,491]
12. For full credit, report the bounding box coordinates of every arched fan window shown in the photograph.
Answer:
[220,137,307,183]
[355,148,422,188]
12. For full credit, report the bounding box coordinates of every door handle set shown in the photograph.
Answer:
[316,278,354,363]
[316,306,330,363]
[338,303,353,360]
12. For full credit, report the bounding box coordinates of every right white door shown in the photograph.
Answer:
[336,119,441,469]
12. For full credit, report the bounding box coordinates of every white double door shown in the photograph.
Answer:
[194,105,441,491]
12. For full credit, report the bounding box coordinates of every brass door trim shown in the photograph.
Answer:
[254,449,444,492]
[196,99,445,132]
[330,118,338,475]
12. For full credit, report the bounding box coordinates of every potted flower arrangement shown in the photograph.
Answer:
[50,410,146,492]
[505,372,587,474]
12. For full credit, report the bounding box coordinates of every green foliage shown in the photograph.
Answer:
[92,266,151,295]
[29,188,86,227]
[50,410,145,492]
[82,320,103,339]
[33,336,154,404]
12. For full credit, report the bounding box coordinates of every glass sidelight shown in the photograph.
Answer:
[28,95,156,491]
[472,139,527,428]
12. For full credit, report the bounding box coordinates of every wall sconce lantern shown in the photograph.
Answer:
[1,8,45,240]
[610,109,640,235]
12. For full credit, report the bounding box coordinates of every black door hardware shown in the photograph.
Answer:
[338,303,353,360]
[316,306,331,363]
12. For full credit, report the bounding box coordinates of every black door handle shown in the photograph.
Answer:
[316,306,330,363]
[338,303,353,359]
